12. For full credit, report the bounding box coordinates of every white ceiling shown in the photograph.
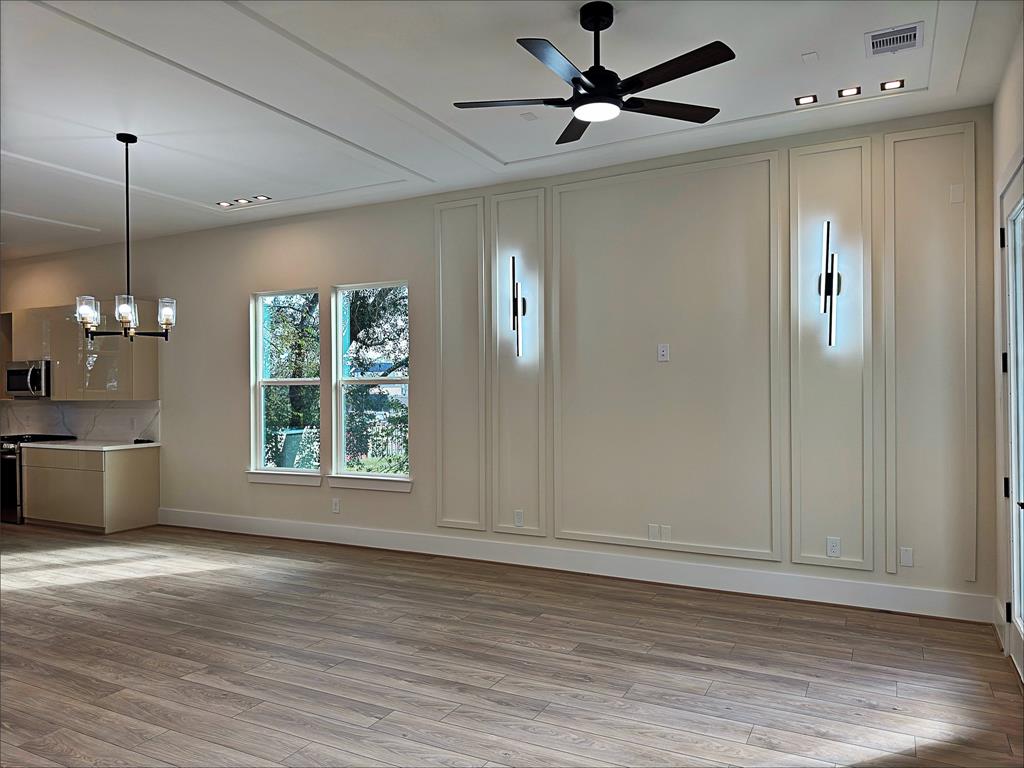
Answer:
[1,0,1021,259]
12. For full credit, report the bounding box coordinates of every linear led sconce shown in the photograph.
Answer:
[818,220,841,346]
[511,256,527,357]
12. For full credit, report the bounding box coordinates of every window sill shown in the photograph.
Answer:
[327,474,412,493]
[246,470,323,487]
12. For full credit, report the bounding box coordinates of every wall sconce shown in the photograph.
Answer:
[818,220,841,346]
[511,256,527,356]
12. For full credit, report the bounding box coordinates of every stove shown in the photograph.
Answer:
[1,434,75,524]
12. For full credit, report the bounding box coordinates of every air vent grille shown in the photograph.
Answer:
[865,22,924,56]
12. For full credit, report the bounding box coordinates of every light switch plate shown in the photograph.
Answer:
[331,498,341,515]
[826,536,841,558]
[949,184,964,204]
[513,509,525,528]
[657,344,670,362]
[660,524,671,541]
[648,523,660,541]
[899,546,914,567]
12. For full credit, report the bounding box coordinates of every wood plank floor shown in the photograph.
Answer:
[1,525,1020,768]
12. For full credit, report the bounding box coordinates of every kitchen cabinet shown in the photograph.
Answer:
[22,444,160,533]
[11,307,59,361]
[10,303,159,400]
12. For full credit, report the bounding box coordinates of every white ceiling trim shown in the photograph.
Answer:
[35,0,434,184]
[2,150,224,213]
[213,178,411,216]
[0,210,102,233]
[2,0,1018,260]
[929,0,975,93]
[499,86,933,166]
[950,0,977,93]
[230,0,506,171]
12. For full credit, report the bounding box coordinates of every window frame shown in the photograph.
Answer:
[250,288,322,475]
[331,280,410,481]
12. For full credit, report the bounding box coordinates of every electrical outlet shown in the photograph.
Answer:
[513,509,525,528]
[648,523,660,541]
[899,546,914,567]
[826,536,841,558]
[331,498,341,515]
[657,343,670,362]
[660,524,672,541]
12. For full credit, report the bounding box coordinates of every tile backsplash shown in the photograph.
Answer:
[0,400,160,442]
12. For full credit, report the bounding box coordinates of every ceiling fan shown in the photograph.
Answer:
[454,1,735,145]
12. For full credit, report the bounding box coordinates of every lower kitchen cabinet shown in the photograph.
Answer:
[22,446,159,533]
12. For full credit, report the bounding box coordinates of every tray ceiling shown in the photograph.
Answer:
[1,0,1021,259]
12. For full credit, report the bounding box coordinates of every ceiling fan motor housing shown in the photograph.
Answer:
[580,1,614,32]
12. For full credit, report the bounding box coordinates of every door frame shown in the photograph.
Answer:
[996,159,1024,678]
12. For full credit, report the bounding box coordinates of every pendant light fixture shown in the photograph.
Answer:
[76,133,176,342]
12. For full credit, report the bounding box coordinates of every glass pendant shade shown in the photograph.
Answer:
[157,298,177,328]
[115,294,138,329]
[75,296,99,327]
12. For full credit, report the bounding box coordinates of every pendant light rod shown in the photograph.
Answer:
[116,132,137,296]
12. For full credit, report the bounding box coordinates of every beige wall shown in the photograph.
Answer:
[0,105,996,609]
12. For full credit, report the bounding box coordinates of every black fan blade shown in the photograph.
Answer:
[623,98,720,123]
[555,117,589,145]
[454,98,568,109]
[619,41,735,95]
[517,38,593,90]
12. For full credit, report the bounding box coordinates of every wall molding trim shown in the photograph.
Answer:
[490,188,547,537]
[434,197,488,530]
[550,150,785,562]
[882,122,977,580]
[158,506,996,622]
[788,137,874,571]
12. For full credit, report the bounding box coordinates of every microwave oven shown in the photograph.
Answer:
[5,360,51,398]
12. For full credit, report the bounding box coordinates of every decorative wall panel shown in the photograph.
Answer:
[790,139,874,570]
[435,198,487,529]
[553,154,783,560]
[491,190,546,536]
[884,123,977,580]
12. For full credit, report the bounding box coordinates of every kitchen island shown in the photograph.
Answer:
[22,441,159,533]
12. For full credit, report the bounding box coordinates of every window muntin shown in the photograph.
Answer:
[253,291,320,471]
[335,283,409,477]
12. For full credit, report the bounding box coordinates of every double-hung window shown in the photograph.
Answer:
[334,282,409,478]
[252,291,321,473]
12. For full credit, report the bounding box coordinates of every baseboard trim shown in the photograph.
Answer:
[159,507,996,622]
[994,596,1009,649]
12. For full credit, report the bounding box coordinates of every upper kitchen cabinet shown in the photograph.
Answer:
[11,307,57,361]
[10,302,159,401]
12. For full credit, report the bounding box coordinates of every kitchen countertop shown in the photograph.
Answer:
[25,440,161,452]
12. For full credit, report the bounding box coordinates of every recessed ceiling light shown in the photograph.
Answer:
[253,195,272,201]
[216,201,232,208]
[838,86,861,98]
[795,94,817,106]
[235,198,251,204]
[881,79,905,91]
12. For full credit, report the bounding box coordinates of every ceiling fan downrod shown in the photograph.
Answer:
[579,1,614,70]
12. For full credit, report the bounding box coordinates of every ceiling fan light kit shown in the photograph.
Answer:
[453,1,734,144]
[76,133,177,342]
